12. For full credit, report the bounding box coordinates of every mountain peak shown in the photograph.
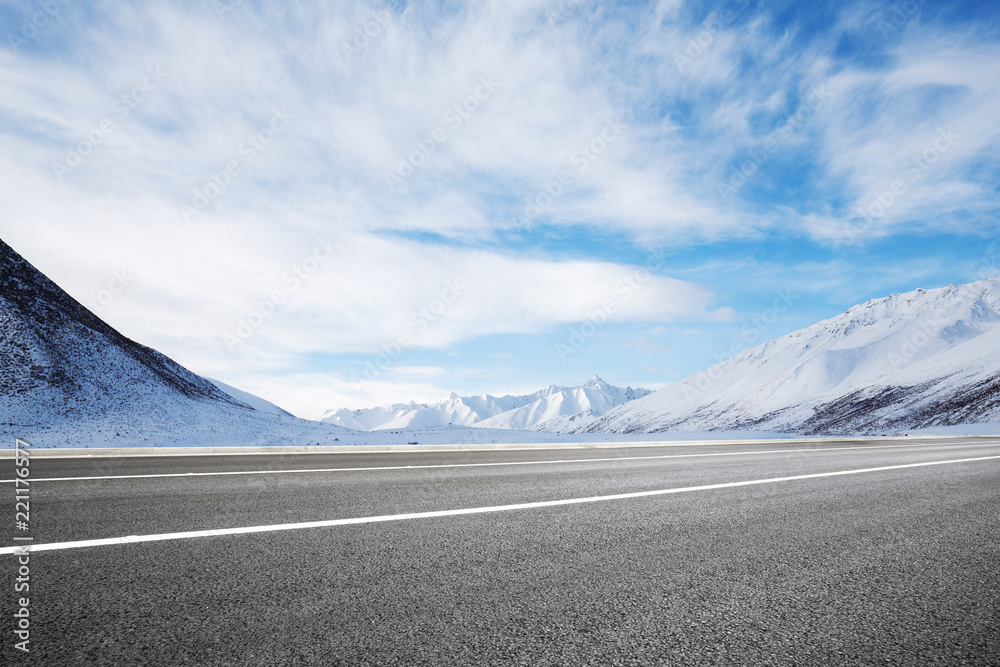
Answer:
[0,238,241,409]
[1,237,359,448]
[321,377,652,431]
[578,278,1000,436]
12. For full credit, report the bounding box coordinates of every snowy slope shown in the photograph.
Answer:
[578,279,1000,436]
[207,378,294,417]
[0,237,357,448]
[320,376,652,431]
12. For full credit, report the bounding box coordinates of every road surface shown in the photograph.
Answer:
[3,437,999,665]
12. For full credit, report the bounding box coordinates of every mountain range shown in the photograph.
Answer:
[572,279,1000,436]
[319,376,652,431]
[3,235,998,446]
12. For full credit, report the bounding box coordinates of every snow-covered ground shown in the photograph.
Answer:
[4,424,798,450]
[902,422,1000,437]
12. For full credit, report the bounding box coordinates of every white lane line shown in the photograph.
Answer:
[3,454,998,555]
[0,442,965,483]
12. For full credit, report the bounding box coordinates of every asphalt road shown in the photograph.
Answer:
[3,437,999,665]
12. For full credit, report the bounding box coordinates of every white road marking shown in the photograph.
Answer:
[0,442,959,483]
[3,453,998,555]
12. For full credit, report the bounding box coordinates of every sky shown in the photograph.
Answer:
[2,0,999,419]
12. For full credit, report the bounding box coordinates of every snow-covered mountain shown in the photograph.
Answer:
[575,279,1000,436]
[206,378,294,417]
[0,237,356,448]
[320,376,652,431]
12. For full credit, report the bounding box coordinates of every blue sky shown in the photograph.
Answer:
[2,0,999,418]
